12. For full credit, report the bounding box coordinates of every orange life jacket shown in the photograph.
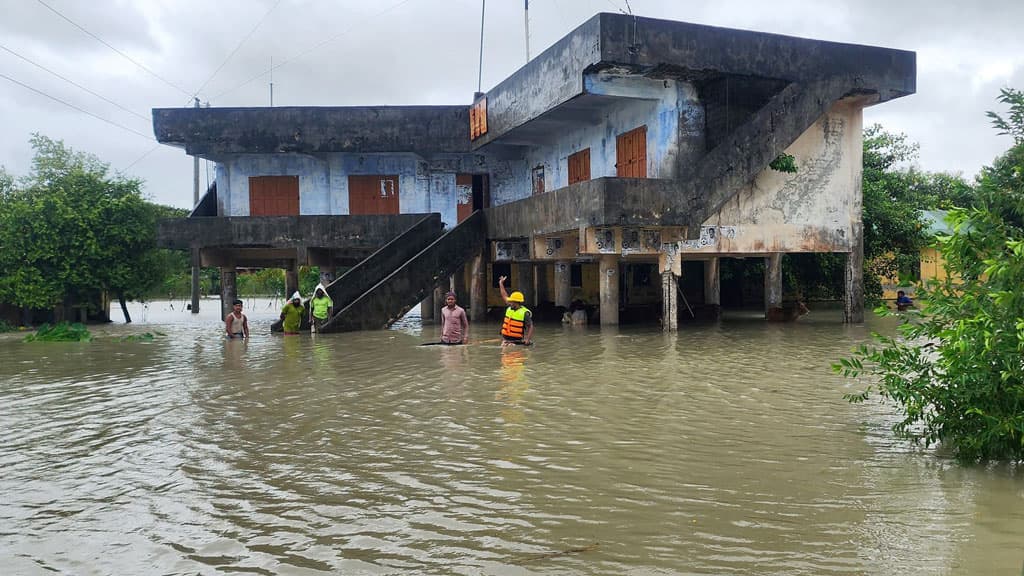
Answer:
[501,306,530,340]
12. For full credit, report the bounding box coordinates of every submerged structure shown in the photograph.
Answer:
[154,13,915,331]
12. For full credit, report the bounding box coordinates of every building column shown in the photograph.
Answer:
[661,245,681,332]
[844,222,865,323]
[764,253,783,317]
[220,267,237,320]
[661,270,678,332]
[704,257,720,317]
[554,261,571,308]
[599,255,619,326]
[190,248,201,314]
[469,250,486,322]
[285,267,299,299]
[421,289,436,324]
[517,262,535,306]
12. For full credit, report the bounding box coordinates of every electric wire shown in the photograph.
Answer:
[120,144,162,172]
[192,0,283,100]
[0,43,150,123]
[211,0,418,101]
[0,71,154,141]
[34,0,191,97]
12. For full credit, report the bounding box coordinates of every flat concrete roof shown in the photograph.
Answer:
[153,106,471,156]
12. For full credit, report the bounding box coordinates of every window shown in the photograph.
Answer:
[568,148,591,185]
[570,264,583,288]
[532,165,545,195]
[249,175,299,216]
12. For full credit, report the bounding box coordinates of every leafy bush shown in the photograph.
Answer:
[835,88,1024,463]
[24,322,92,342]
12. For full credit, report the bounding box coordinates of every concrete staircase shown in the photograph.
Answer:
[320,210,486,332]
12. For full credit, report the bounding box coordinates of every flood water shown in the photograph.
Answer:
[1,298,1022,575]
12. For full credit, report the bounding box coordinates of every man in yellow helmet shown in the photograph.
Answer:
[498,275,533,346]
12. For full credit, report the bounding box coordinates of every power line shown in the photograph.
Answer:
[0,71,154,141]
[0,42,150,123]
[192,0,283,100]
[211,0,418,101]
[120,143,162,172]
[34,0,191,98]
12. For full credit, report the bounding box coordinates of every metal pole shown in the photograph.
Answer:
[477,0,485,93]
[524,0,530,62]
[191,97,201,314]
[269,56,274,107]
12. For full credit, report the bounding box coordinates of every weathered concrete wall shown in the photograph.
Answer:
[215,151,525,227]
[689,101,863,254]
[219,154,329,216]
[156,214,433,250]
[471,17,602,148]
[599,13,915,99]
[153,106,471,156]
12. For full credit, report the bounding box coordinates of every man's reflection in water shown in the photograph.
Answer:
[497,348,529,424]
[223,337,247,370]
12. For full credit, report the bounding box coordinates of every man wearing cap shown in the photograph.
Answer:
[497,275,533,346]
[440,291,469,344]
[280,291,305,335]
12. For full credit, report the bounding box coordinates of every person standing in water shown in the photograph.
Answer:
[440,291,469,344]
[225,299,250,339]
[280,292,304,335]
[309,284,334,333]
[498,275,533,346]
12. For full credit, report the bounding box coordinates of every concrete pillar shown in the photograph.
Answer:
[517,262,535,306]
[469,250,486,322]
[421,288,436,323]
[220,267,237,320]
[599,255,619,326]
[844,222,865,323]
[704,257,721,316]
[190,248,201,314]
[536,263,551,305]
[764,253,783,315]
[662,270,678,332]
[554,261,571,308]
[285,268,299,299]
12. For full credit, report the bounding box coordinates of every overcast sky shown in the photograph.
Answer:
[2,0,1022,209]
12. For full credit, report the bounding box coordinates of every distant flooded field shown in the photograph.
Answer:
[1,298,1021,575]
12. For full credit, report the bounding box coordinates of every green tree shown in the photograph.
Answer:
[835,88,1024,463]
[0,135,184,323]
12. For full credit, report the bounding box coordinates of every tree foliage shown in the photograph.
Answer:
[835,89,1024,463]
[0,135,185,316]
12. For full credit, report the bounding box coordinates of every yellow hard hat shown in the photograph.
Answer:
[508,291,525,303]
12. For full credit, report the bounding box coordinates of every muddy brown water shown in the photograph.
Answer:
[1,298,1021,575]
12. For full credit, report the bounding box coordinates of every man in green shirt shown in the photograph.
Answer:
[280,292,305,335]
[309,284,334,333]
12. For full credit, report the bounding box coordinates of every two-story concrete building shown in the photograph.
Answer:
[155,12,915,332]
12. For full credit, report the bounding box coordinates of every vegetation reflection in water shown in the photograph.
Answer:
[1,301,1022,575]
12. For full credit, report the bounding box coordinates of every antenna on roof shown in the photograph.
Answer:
[524,0,530,63]
[477,0,486,95]
[269,56,274,107]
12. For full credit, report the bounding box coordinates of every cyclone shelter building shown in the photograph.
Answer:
[154,13,915,332]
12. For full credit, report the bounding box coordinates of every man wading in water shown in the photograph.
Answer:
[440,291,469,344]
[225,299,249,339]
[498,275,533,346]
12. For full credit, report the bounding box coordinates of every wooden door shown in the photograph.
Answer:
[249,175,299,216]
[348,175,400,215]
[456,174,474,223]
[568,148,591,185]
[616,126,648,178]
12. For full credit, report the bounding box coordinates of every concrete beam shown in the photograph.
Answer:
[157,214,437,251]
[153,106,471,156]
